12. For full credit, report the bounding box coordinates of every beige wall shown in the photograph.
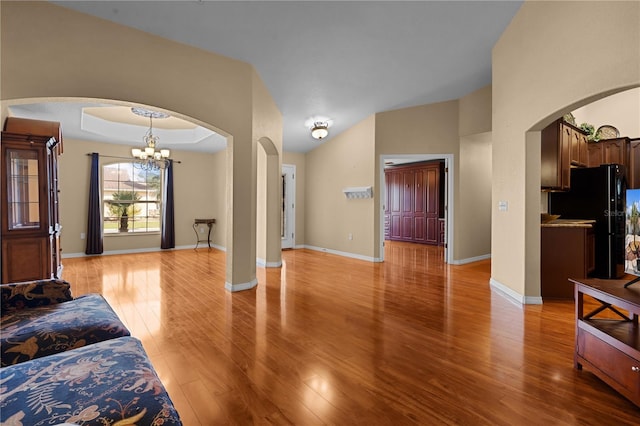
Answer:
[257,147,268,261]
[306,115,376,258]
[572,87,640,139]
[253,70,283,267]
[1,1,283,290]
[58,138,224,256]
[282,152,306,246]
[458,132,492,260]
[492,0,640,301]
[208,150,228,249]
[459,85,492,137]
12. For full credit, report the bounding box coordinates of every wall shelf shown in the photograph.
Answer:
[342,186,373,199]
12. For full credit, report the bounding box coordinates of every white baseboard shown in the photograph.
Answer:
[524,295,543,304]
[449,253,491,265]
[303,245,380,262]
[64,246,165,258]
[62,244,223,259]
[257,258,282,268]
[225,278,258,292]
[489,277,543,305]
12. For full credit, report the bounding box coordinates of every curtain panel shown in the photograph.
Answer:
[161,159,175,249]
[85,153,104,254]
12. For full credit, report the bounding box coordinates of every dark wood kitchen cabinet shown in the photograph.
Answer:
[385,161,443,245]
[571,127,589,167]
[541,224,595,299]
[628,138,639,189]
[587,137,635,187]
[541,119,589,190]
[588,137,629,167]
[603,138,628,165]
[1,127,62,283]
[587,142,604,166]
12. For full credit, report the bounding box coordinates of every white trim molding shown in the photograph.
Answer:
[62,244,225,259]
[489,277,543,305]
[225,278,258,292]
[449,254,491,265]
[304,245,382,263]
[257,258,283,268]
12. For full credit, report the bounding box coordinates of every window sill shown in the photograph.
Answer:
[104,231,161,237]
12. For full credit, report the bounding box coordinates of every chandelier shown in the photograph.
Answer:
[131,107,171,170]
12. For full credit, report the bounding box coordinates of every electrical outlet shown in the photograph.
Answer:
[348,233,353,240]
[80,232,86,240]
[199,226,205,233]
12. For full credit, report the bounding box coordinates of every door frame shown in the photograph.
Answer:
[379,154,454,263]
[282,164,296,249]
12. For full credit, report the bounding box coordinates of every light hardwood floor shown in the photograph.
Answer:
[62,242,640,425]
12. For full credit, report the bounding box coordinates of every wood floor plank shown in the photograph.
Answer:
[62,242,640,425]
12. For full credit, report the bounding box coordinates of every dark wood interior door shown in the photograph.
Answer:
[401,170,415,240]
[385,161,443,245]
[412,169,427,242]
[388,171,402,240]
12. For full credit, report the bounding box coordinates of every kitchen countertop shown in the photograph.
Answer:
[541,219,596,228]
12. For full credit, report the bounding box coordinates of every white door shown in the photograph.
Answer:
[282,164,296,249]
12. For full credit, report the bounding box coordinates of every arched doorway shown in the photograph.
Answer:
[257,137,282,267]
[524,86,640,301]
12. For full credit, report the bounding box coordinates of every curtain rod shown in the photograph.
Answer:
[86,153,182,164]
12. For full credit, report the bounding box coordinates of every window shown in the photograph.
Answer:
[103,162,162,234]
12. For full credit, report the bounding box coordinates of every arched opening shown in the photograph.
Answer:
[524,85,640,301]
[256,136,282,268]
[2,96,233,281]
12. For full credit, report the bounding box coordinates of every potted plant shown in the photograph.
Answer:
[579,122,598,142]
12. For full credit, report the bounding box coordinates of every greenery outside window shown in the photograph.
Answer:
[103,162,162,234]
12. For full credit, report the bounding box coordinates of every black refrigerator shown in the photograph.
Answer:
[548,164,627,279]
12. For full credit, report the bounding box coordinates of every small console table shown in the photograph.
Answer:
[193,218,216,249]
[572,277,640,407]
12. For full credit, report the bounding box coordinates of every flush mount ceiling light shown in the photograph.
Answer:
[310,122,329,140]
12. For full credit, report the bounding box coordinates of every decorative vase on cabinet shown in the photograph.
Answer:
[1,131,62,283]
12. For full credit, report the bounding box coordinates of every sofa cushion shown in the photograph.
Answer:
[1,279,72,312]
[1,294,130,367]
[0,336,182,425]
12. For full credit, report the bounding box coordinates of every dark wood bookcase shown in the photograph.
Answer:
[1,131,62,283]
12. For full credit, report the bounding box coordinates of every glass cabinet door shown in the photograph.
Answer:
[6,149,40,230]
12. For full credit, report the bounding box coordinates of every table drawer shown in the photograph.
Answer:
[578,328,640,397]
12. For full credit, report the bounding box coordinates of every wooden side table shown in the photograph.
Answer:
[572,277,640,407]
[193,219,216,249]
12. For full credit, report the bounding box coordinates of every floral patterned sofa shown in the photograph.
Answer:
[1,279,130,367]
[0,279,183,425]
[0,336,182,425]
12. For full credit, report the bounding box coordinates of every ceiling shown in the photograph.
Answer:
[9,1,523,154]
